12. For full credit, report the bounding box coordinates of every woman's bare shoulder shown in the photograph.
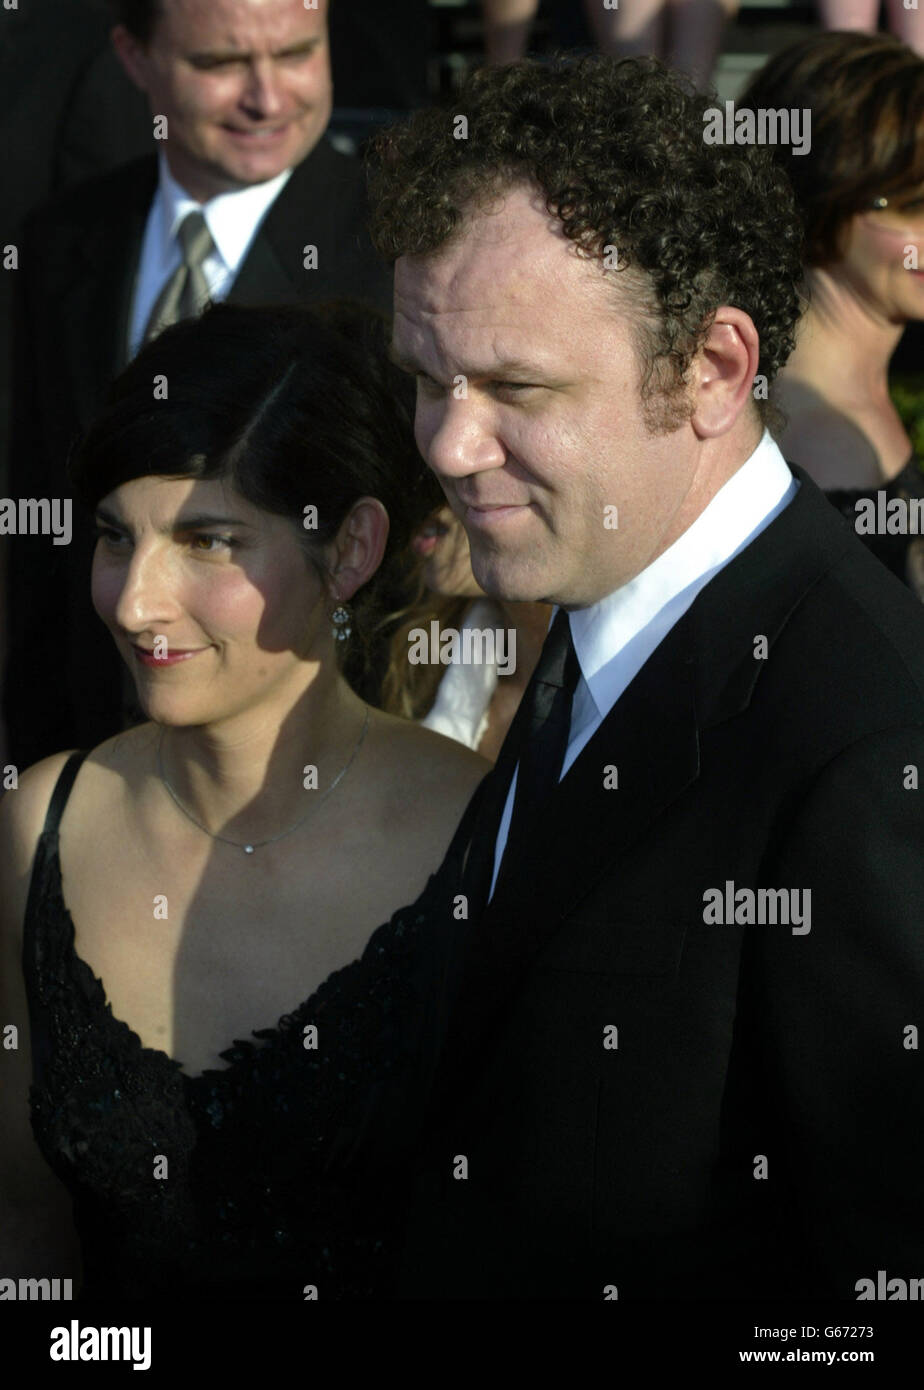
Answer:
[0,750,83,950]
[366,713,490,874]
[373,709,490,778]
[0,751,79,870]
[370,710,490,823]
[0,726,156,899]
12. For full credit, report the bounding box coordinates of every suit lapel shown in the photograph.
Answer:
[230,146,323,303]
[491,622,701,927]
[229,139,361,305]
[456,664,539,915]
[229,228,303,304]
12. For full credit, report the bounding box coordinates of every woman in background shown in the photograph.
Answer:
[0,302,489,1300]
[381,503,552,761]
[743,31,924,598]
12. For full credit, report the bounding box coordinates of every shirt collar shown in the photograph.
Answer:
[155,150,294,273]
[564,429,797,716]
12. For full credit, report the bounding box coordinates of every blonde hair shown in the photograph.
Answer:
[379,590,475,721]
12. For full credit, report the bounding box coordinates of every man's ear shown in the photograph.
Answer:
[111,24,152,93]
[689,307,761,439]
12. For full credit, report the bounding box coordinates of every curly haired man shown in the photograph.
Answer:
[370,55,924,1301]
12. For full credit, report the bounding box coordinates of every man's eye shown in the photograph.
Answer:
[414,377,540,398]
[495,382,537,397]
[190,57,240,71]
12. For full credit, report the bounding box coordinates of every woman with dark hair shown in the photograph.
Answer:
[0,302,490,1298]
[742,32,924,598]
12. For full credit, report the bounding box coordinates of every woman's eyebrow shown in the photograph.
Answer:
[93,506,254,531]
[173,513,254,529]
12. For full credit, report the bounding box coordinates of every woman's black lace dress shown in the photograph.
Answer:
[23,750,479,1300]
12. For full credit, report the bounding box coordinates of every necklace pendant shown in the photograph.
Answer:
[244,844,255,854]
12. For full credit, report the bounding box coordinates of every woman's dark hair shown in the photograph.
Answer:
[368,52,805,429]
[69,300,442,693]
[741,32,924,268]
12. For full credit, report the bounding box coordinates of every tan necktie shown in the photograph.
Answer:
[142,210,215,344]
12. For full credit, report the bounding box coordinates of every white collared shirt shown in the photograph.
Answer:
[421,598,504,750]
[127,152,294,360]
[488,429,799,900]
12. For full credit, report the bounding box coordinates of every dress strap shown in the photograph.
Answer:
[41,750,90,837]
[22,751,91,1033]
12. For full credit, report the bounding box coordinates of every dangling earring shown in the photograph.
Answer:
[330,601,353,641]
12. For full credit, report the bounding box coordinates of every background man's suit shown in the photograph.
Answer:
[5,139,392,767]
[397,466,924,1299]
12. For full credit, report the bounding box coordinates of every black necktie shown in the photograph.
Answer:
[462,606,581,908]
[432,607,583,1121]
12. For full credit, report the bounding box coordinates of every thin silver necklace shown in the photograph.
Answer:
[156,705,370,854]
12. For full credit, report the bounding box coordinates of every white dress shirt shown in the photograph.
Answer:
[421,598,504,750]
[488,429,799,900]
[127,152,294,360]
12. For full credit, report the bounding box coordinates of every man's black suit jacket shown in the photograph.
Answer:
[396,466,924,1300]
[4,139,391,766]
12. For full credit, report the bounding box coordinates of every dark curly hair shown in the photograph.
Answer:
[368,54,805,429]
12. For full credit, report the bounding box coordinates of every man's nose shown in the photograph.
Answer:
[241,58,286,119]
[422,396,507,480]
[112,544,182,634]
